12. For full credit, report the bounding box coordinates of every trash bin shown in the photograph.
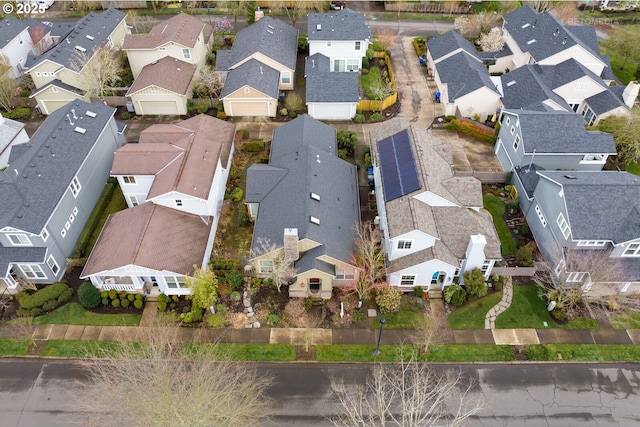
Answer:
[125,101,135,113]
[419,56,425,66]
[434,92,441,103]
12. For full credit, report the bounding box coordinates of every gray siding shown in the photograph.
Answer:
[530,177,571,265]
[522,153,603,171]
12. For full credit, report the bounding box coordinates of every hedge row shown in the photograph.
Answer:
[413,37,426,57]
[443,119,498,144]
[16,282,73,316]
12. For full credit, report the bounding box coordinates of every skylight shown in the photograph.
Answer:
[522,23,531,28]
[75,45,86,52]
[85,35,94,40]
[74,127,87,134]
[310,192,320,201]
[527,39,537,45]
[506,80,517,87]
[85,111,97,118]
[310,216,320,225]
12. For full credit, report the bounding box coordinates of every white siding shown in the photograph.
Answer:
[116,174,155,207]
[388,258,456,289]
[309,39,369,70]
[388,230,437,261]
[307,102,357,120]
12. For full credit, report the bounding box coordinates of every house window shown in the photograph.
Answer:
[335,269,355,280]
[35,72,42,76]
[41,229,49,242]
[60,229,67,238]
[355,41,361,50]
[556,213,570,239]
[68,212,75,223]
[20,264,46,279]
[505,117,511,126]
[397,240,412,250]
[47,256,60,275]
[166,276,186,289]
[535,205,547,227]
[175,199,183,207]
[577,240,606,247]
[258,260,274,273]
[73,207,78,215]
[129,195,139,207]
[69,177,81,197]
[582,105,596,126]
[333,59,345,72]
[65,221,71,230]
[623,243,640,257]
[244,87,250,93]
[581,154,604,162]
[510,126,515,135]
[247,203,258,217]
[18,35,24,44]
[281,70,291,84]
[182,48,191,59]
[107,36,113,48]
[400,275,416,286]
[159,47,166,51]
[123,176,136,184]
[570,103,580,112]
[430,271,439,284]
[481,259,492,276]
[42,72,48,77]
[513,134,521,151]
[8,234,31,246]
[346,59,359,71]
[555,259,565,276]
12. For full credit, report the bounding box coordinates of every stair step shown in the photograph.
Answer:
[428,290,443,299]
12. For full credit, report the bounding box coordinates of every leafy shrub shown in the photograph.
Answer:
[121,298,130,308]
[375,286,403,314]
[361,67,369,74]
[242,141,262,152]
[515,245,535,267]
[284,92,304,112]
[206,51,216,65]
[227,187,243,202]
[135,294,143,301]
[378,58,386,67]
[108,289,117,300]
[462,268,487,299]
[414,286,424,298]
[224,269,243,289]
[362,57,370,69]
[2,107,32,120]
[445,284,467,306]
[413,36,426,57]
[181,308,204,324]
[172,295,180,303]
[119,291,128,299]
[371,40,386,52]
[42,300,60,312]
[134,299,144,309]
[210,258,240,277]
[78,282,101,309]
[353,310,365,323]
[370,113,384,123]
[289,110,297,118]
[507,199,520,210]
[230,291,241,301]
[266,313,280,326]
[443,119,497,144]
[240,129,250,139]
[304,297,313,311]
[157,300,167,311]
[111,299,121,308]
[279,108,288,116]
[353,113,365,124]
[337,130,357,155]
[207,313,226,328]
[491,275,505,292]
[102,298,109,306]
[100,291,108,299]
[297,34,308,53]
[17,307,42,317]
[58,288,73,304]
[121,111,131,120]
[127,294,135,302]
[216,111,227,120]
[337,148,348,160]
[551,308,567,322]
[16,282,72,310]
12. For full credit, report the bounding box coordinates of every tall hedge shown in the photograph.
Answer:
[78,281,101,309]
[16,282,71,310]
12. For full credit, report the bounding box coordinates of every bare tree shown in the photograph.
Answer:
[222,0,249,32]
[413,313,448,355]
[76,327,273,427]
[127,10,155,34]
[479,27,505,52]
[594,111,640,164]
[70,46,123,99]
[551,2,580,24]
[192,65,223,99]
[455,11,502,37]
[252,238,296,293]
[267,0,324,28]
[0,59,16,112]
[344,222,386,303]
[330,349,485,427]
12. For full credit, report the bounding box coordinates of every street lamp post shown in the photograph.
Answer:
[373,317,386,356]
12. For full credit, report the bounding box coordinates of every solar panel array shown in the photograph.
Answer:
[376,129,421,202]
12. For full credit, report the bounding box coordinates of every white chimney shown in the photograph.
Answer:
[459,235,487,283]
[622,81,639,108]
[283,228,299,261]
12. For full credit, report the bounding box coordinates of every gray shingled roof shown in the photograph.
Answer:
[599,54,615,81]
[305,53,360,103]
[0,101,116,235]
[426,29,480,62]
[500,65,571,111]
[215,16,298,71]
[502,5,602,64]
[307,8,370,41]
[435,51,498,101]
[506,109,616,154]
[24,8,125,69]
[219,58,280,99]
[538,58,608,91]
[247,115,359,270]
[514,164,543,199]
[30,79,86,98]
[0,246,46,279]
[585,88,627,115]
[537,171,640,243]
[0,17,29,48]
[477,43,513,60]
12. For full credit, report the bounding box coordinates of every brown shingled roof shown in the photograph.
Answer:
[127,56,197,95]
[113,114,235,200]
[80,202,212,277]
[123,13,213,50]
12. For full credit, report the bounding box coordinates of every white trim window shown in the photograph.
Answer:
[355,41,361,50]
[346,59,359,71]
[247,203,258,217]
[326,41,332,47]
[510,126,515,135]
[556,213,570,239]
[258,260,274,273]
[481,259,492,276]
[123,176,136,184]
[281,70,291,85]
[47,256,60,275]
[60,228,67,238]
[166,276,186,289]
[129,195,139,207]
[69,176,81,197]
[400,275,416,286]
[513,134,521,151]
[577,240,606,247]
[182,48,191,59]
[397,240,413,250]
[8,234,31,246]
[20,264,46,279]
[535,205,547,227]
[335,268,355,280]
[623,243,640,257]
[41,229,49,242]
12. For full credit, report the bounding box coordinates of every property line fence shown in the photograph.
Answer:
[357,52,398,113]
[454,171,508,183]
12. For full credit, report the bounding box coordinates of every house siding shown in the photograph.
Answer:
[232,53,295,91]
[540,46,605,77]
[116,175,155,207]
[455,86,501,119]
[387,258,456,290]
[553,76,605,104]
[388,230,437,261]
[35,86,89,115]
[1,28,33,78]
[126,36,210,78]
[309,39,370,72]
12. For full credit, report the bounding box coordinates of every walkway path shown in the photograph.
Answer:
[485,278,513,329]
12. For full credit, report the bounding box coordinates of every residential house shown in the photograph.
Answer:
[245,115,360,299]
[513,170,640,294]
[122,12,213,79]
[305,53,360,120]
[0,17,53,78]
[0,101,125,293]
[307,8,371,73]
[0,114,29,168]
[125,56,197,115]
[25,8,129,115]
[494,109,616,172]
[369,121,501,292]
[81,115,235,295]
[217,17,298,117]
[426,30,501,118]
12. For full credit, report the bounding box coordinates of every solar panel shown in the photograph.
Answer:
[376,129,421,202]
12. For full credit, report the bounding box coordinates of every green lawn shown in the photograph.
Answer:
[447,292,503,330]
[428,344,514,362]
[41,340,124,358]
[610,311,640,329]
[370,309,422,330]
[361,66,386,100]
[32,303,141,326]
[483,194,517,256]
[495,286,598,330]
[316,344,514,362]
[599,44,638,85]
[526,344,640,361]
[0,339,30,356]
[86,185,127,255]
[626,161,640,176]
[188,343,296,361]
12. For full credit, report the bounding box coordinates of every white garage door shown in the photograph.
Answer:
[41,99,75,115]
[227,101,271,117]
[138,100,179,115]
[309,103,353,120]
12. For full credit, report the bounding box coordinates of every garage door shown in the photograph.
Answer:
[227,101,271,117]
[41,99,75,115]
[310,103,353,120]
[138,100,179,115]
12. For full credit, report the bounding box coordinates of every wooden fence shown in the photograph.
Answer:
[357,52,398,113]
[454,171,508,183]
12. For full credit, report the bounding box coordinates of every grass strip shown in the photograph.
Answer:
[187,343,296,361]
[0,339,30,356]
[526,344,640,362]
[317,344,514,362]
[483,194,517,256]
[32,303,141,326]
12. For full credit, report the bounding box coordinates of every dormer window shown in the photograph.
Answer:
[123,176,136,184]
[355,41,361,50]
[397,240,412,250]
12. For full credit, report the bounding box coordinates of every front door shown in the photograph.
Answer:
[309,278,321,294]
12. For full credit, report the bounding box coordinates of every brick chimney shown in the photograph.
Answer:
[283,228,299,261]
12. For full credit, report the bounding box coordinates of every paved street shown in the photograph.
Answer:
[1,359,640,427]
